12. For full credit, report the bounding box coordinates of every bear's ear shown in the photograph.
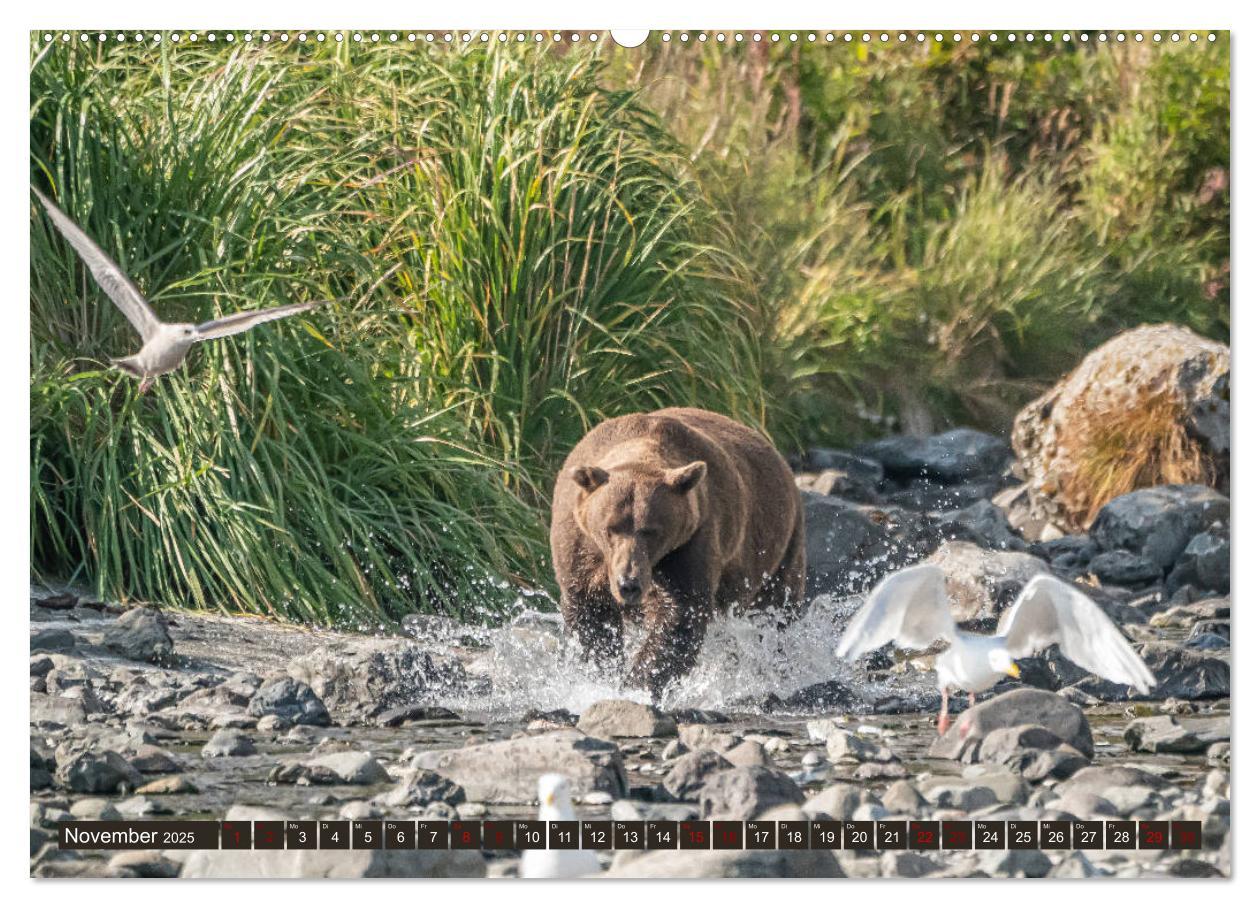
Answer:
[569,465,609,493]
[665,460,707,493]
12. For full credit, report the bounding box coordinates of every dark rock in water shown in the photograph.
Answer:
[1184,632,1230,651]
[1123,715,1218,755]
[663,750,734,801]
[103,608,174,665]
[856,428,1011,484]
[35,592,79,610]
[378,769,465,808]
[669,708,730,725]
[937,500,1026,551]
[269,751,390,786]
[802,492,942,596]
[1150,598,1230,629]
[975,725,1090,781]
[1090,485,1229,571]
[930,689,1093,761]
[1088,550,1163,586]
[376,704,461,728]
[247,677,331,727]
[522,707,577,727]
[1031,534,1098,567]
[1063,642,1229,701]
[1167,530,1230,593]
[288,642,466,723]
[698,766,804,821]
[56,749,143,794]
[410,730,627,803]
[30,627,77,654]
[779,680,859,712]
[577,699,676,738]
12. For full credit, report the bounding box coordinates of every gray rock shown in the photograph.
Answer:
[378,769,465,808]
[802,493,941,596]
[181,806,484,877]
[411,730,626,803]
[1090,485,1229,571]
[938,500,1026,551]
[70,798,122,820]
[1046,791,1119,820]
[1171,530,1229,593]
[1123,715,1213,754]
[31,627,77,654]
[1088,550,1163,586]
[1048,851,1104,878]
[698,766,804,821]
[880,851,942,878]
[1052,765,1166,804]
[977,848,1052,878]
[136,775,199,795]
[662,750,733,801]
[577,699,676,738]
[802,783,869,820]
[857,429,1010,483]
[800,448,884,483]
[116,795,169,817]
[930,689,1093,760]
[796,468,883,505]
[202,729,256,758]
[247,677,330,727]
[926,542,1051,623]
[270,751,390,786]
[1064,642,1229,701]
[376,704,461,727]
[102,608,174,664]
[880,780,927,814]
[56,749,142,794]
[30,654,54,676]
[920,780,999,812]
[287,641,466,722]
[722,739,769,767]
[677,725,742,753]
[824,729,895,763]
[125,744,182,774]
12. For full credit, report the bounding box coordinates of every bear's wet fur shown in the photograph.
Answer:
[550,407,805,699]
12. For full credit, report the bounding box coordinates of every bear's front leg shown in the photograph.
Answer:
[559,589,624,672]
[624,577,712,702]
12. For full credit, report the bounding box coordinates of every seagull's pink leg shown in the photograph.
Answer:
[968,692,976,708]
[936,687,951,735]
[138,377,153,394]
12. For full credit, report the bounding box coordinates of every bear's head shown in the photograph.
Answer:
[567,460,707,607]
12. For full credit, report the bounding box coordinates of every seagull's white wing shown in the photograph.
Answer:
[999,574,1156,694]
[194,300,329,341]
[834,563,957,659]
[33,188,162,342]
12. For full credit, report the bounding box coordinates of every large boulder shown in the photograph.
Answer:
[926,541,1050,624]
[102,608,174,665]
[409,730,626,804]
[1012,325,1229,533]
[576,699,676,738]
[929,689,1093,761]
[802,493,941,596]
[1090,485,1229,572]
[856,429,1011,483]
[697,766,804,820]
[247,677,330,727]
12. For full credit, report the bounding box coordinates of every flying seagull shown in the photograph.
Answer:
[834,564,1156,734]
[519,774,601,879]
[33,187,329,392]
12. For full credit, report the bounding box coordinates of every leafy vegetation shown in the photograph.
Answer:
[30,33,1229,623]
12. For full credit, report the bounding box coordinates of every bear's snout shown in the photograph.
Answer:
[615,573,643,604]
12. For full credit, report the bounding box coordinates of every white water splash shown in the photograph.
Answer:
[434,594,936,720]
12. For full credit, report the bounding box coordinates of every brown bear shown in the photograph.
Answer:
[549,407,805,699]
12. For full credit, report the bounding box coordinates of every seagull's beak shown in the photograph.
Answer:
[1006,664,1021,679]
[544,793,555,806]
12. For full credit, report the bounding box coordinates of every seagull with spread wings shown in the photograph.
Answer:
[834,563,1156,734]
[33,187,330,392]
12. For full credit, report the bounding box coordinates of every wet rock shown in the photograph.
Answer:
[1150,598,1229,629]
[31,627,77,654]
[1167,858,1224,878]
[1064,642,1229,701]
[976,847,1052,878]
[921,779,999,812]
[116,795,169,817]
[1088,550,1163,586]
[247,677,330,727]
[800,448,885,483]
[270,751,390,786]
[974,724,1089,781]
[802,783,869,820]
[678,725,742,754]
[880,780,928,814]
[379,769,465,808]
[802,493,940,596]
[857,429,1010,484]
[824,729,896,763]
[108,851,181,878]
[102,608,174,664]
[70,798,123,820]
[287,641,466,723]
[1048,851,1104,878]
[376,704,461,728]
[1046,790,1119,819]
[1011,325,1229,532]
[1090,485,1229,572]
[778,679,859,711]
[181,806,485,878]
[56,749,142,793]
[698,766,804,821]
[880,851,941,878]
[930,689,1093,760]
[1168,530,1229,593]
[577,699,676,738]
[411,730,626,804]
[1052,766,1166,805]
[1123,715,1222,754]
[662,750,733,801]
[796,468,883,505]
[126,744,182,774]
[1206,741,1230,767]
[30,654,54,676]
[202,729,256,758]
[938,500,1026,551]
[926,542,1051,623]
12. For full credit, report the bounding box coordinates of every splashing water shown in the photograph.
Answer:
[432,594,937,720]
